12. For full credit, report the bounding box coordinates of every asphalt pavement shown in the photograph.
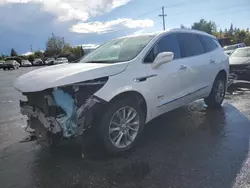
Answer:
[0,67,250,188]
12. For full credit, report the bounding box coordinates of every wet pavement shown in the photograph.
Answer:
[0,67,250,188]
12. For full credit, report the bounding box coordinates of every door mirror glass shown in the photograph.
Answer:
[151,52,174,69]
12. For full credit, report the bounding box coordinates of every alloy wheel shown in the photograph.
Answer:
[215,80,225,103]
[109,106,140,149]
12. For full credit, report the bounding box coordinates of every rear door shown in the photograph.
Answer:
[197,35,222,88]
[175,33,208,98]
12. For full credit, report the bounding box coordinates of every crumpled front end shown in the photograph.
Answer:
[19,77,108,144]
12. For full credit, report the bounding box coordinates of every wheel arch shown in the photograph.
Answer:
[109,90,148,119]
[217,69,228,81]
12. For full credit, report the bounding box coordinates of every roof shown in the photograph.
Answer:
[117,28,215,39]
[235,46,250,50]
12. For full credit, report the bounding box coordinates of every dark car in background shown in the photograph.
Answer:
[2,60,20,70]
[229,47,250,80]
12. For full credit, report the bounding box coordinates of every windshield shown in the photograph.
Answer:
[5,60,14,63]
[80,35,155,63]
[230,48,250,58]
[223,45,237,51]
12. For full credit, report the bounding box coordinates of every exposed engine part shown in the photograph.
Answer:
[20,77,108,144]
[20,101,62,133]
[52,88,77,137]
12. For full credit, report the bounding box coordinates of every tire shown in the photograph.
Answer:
[3,68,5,70]
[99,98,145,155]
[204,74,226,108]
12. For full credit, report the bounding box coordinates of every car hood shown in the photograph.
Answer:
[5,62,14,65]
[224,50,234,54]
[229,57,250,65]
[14,62,129,92]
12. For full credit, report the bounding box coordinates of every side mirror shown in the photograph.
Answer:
[151,52,174,69]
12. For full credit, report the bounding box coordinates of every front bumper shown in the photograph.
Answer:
[20,101,62,133]
[230,65,250,80]
[3,64,14,68]
[20,94,105,138]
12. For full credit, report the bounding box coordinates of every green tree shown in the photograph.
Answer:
[244,36,250,46]
[27,54,35,62]
[180,24,187,29]
[34,51,43,58]
[228,23,234,37]
[10,48,18,56]
[191,19,217,34]
[44,33,69,57]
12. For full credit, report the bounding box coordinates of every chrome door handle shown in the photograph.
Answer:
[180,65,187,70]
[210,60,215,64]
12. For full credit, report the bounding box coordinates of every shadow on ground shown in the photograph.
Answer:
[21,102,250,188]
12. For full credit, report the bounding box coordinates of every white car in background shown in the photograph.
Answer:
[45,58,55,65]
[223,43,246,55]
[54,57,68,64]
[14,29,229,155]
[32,58,43,66]
[21,60,32,67]
[3,60,20,70]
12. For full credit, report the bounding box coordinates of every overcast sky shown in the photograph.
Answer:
[0,0,249,55]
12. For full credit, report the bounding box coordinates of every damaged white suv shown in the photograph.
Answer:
[14,29,229,154]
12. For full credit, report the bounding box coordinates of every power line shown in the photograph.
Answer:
[159,6,167,30]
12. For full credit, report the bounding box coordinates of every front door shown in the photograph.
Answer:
[144,33,186,118]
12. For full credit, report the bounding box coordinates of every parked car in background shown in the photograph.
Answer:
[229,47,250,80]
[0,60,5,69]
[45,58,55,65]
[223,43,246,55]
[14,29,229,154]
[32,58,43,66]
[3,60,20,70]
[54,57,68,65]
[5,56,22,65]
[21,60,32,67]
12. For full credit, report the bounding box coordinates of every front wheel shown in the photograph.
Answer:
[204,75,226,108]
[99,98,145,154]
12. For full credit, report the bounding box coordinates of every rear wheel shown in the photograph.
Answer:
[99,98,145,154]
[3,68,5,70]
[204,74,226,108]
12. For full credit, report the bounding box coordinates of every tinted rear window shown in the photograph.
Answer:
[198,35,218,53]
[177,33,205,57]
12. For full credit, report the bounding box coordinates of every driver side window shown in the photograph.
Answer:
[144,34,181,63]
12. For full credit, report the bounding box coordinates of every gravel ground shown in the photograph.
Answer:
[0,67,250,188]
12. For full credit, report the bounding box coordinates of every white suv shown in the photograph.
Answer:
[14,29,229,154]
[54,57,68,64]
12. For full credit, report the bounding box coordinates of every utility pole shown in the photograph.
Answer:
[30,45,33,53]
[159,6,167,30]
